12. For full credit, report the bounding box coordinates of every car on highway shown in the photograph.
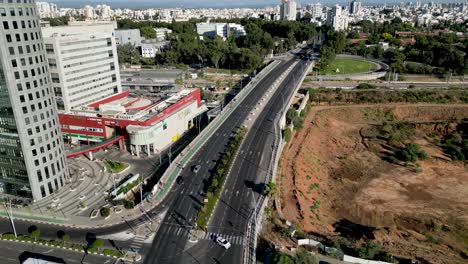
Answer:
[176,176,184,185]
[215,236,231,249]
[193,165,201,174]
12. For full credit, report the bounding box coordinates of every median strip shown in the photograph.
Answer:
[196,127,247,230]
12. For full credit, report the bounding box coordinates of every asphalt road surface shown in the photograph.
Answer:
[143,56,311,264]
[0,239,116,264]
[0,53,309,263]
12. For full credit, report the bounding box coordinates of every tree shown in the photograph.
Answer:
[293,247,318,264]
[117,43,140,64]
[30,228,40,242]
[348,31,360,39]
[91,239,104,253]
[358,242,382,259]
[272,252,294,264]
[61,234,70,246]
[264,181,278,197]
[140,26,156,39]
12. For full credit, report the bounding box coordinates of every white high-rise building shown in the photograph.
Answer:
[36,1,59,18]
[310,3,323,19]
[83,5,94,19]
[41,23,122,112]
[327,5,349,31]
[0,0,69,201]
[280,0,297,21]
[349,0,362,15]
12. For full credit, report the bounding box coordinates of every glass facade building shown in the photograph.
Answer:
[0,0,69,201]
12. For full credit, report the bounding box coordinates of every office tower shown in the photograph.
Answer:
[41,22,122,112]
[0,0,69,201]
[280,0,297,21]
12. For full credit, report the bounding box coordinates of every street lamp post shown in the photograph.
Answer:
[3,198,17,238]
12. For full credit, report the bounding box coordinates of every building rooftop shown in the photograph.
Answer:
[64,88,198,125]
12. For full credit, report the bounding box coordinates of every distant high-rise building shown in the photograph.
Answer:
[349,0,362,15]
[310,3,323,19]
[36,1,59,18]
[0,0,69,201]
[327,5,349,31]
[41,22,122,112]
[280,0,297,21]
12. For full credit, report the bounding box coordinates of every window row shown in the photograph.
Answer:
[36,157,64,184]
[0,5,35,18]
[30,130,60,149]
[2,19,37,31]
[24,108,56,126]
[14,66,46,80]
[22,98,53,114]
[16,76,50,92]
[8,42,44,56]
[5,31,40,43]
[40,174,65,198]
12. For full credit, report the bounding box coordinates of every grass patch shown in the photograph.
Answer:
[204,68,250,75]
[317,57,377,75]
[104,160,128,173]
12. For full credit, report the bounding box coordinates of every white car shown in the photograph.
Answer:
[216,236,231,249]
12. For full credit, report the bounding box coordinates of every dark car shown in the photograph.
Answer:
[176,176,184,184]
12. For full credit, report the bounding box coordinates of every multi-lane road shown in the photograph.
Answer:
[0,50,311,264]
[143,54,311,263]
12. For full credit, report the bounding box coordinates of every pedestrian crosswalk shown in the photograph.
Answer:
[129,235,146,252]
[166,226,244,245]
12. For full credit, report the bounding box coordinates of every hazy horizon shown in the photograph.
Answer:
[42,0,464,9]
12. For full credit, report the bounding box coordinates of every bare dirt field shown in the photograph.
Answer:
[278,104,468,263]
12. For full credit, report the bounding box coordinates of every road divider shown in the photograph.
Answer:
[196,127,247,230]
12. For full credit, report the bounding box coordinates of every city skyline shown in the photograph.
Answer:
[39,0,463,9]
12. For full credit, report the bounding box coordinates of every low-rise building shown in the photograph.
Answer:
[196,22,246,39]
[59,89,207,158]
[141,40,171,58]
[115,29,143,47]
[154,27,173,41]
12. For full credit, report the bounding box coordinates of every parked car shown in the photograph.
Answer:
[215,236,231,249]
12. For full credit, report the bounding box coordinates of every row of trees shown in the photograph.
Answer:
[117,18,316,71]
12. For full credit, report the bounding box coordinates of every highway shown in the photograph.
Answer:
[143,55,311,263]
[0,53,309,263]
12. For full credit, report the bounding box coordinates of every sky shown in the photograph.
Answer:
[49,0,463,9]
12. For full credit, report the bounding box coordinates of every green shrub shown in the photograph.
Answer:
[123,200,135,209]
[1,233,16,240]
[100,207,110,217]
[284,128,292,143]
